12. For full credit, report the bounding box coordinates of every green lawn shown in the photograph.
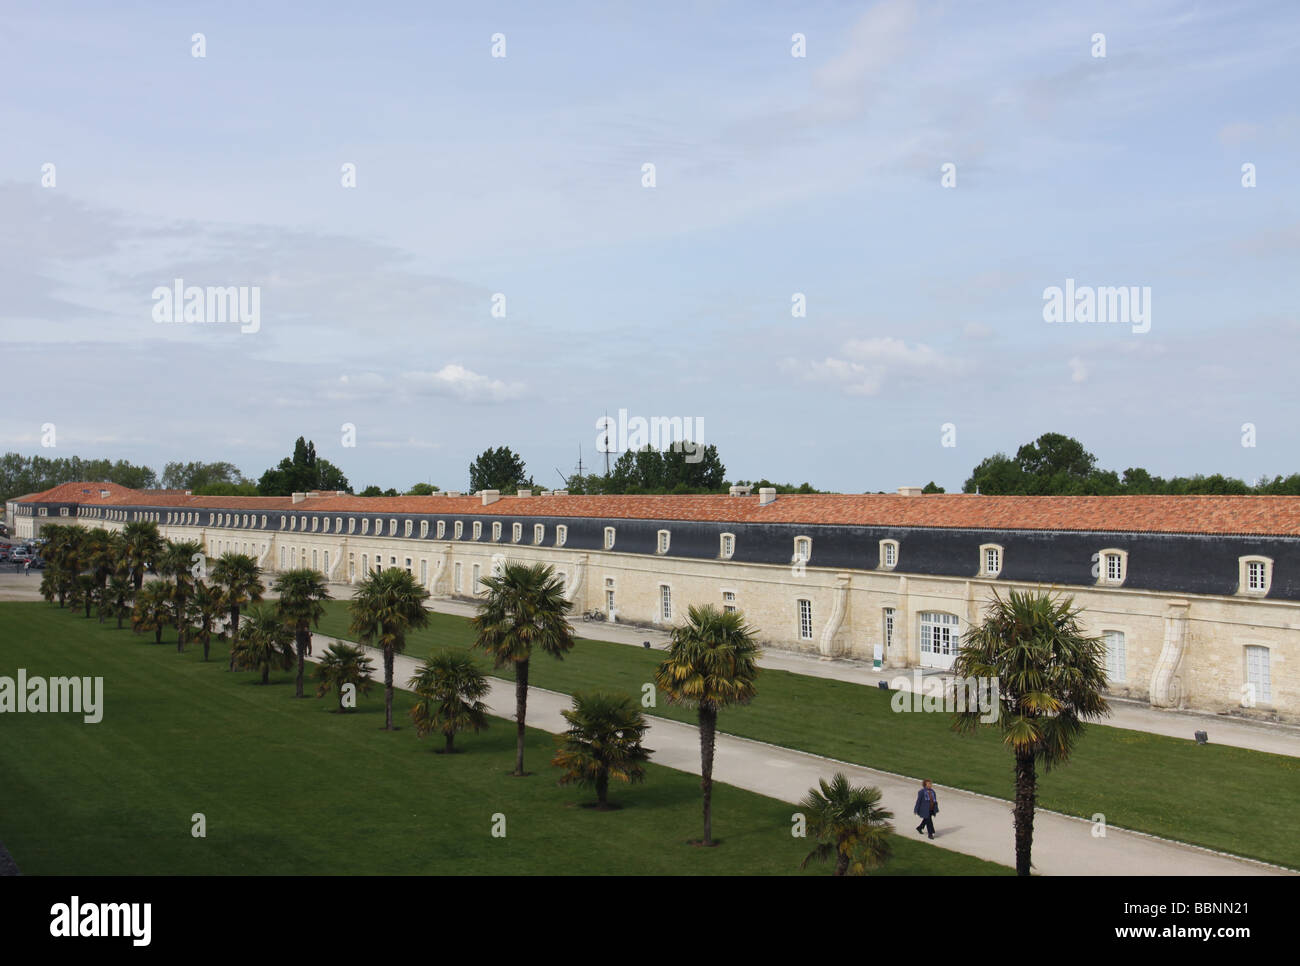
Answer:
[0,602,1005,875]
[311,600,1300,869]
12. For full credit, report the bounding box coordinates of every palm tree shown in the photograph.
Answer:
[83,529,119,623]
[211,552,264,670]
[122,520,163,593]
[273,569,332,698]
[798,773,894,876]
[73,574,96,618]
[315,642,376,712]
[187,580,224,661]
[654,604,761,846]
[131,581,173,644]
[408,651,491,752]
[953,589,1111,876]
[103,574,134,629]
[551,691,652,809]
[349,567,430,730]
[472,561,575,776]
[40,562,75,608]
[232,605,296,685]
[160,539,204,651]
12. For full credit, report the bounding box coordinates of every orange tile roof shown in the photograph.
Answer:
[20,484,1300,536]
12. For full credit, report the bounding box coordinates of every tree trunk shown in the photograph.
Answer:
[445,731,455,753]
[514,658,530,776]
[699,703,718,845]
[1014,748,1037,876]
[134,571,143,593]
[154,628,162,645]
[228,606,241,670]
[262,665,270,685]
[834,844,850,877]
[116,615,123,629]
[295,626,307,698]
[202,636,210,662]
[596,769,609,807]
[383,646,395,730]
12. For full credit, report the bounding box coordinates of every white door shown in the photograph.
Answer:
[919,612,959,670]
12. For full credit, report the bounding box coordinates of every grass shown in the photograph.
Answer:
[310,600,1300,869]
[0,602,1006,875]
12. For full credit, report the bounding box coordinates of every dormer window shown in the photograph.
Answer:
[474,522,483,540]
[454,521,464,540]
[793,536,811,563]
[556,525,567,547]
[604,527,616,550]
[534,524,544,544]
[348,517,356,534]
[491,522,502,541]
[420,521,429,538]
[1239,556,1272,596]
[391,518,400,536]
[336,517,343,533]
[1097,549,1127,586]
[436,521,445,539]
[512,523,522,543]
[880,539,899,570]
[361,518,370,535]
[980,544,1003,577]
[405,520,413,537]
[720,533,735,559]
[657,530,671,554]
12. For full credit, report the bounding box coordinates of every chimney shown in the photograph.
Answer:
[292,492,308,504]
[897,486,923,497]
[553,489,568,496]
[445,490,462,498]
[729,485,753,497]
[758,487,776,506]
[516,489,532,498]
[481,489,500,506]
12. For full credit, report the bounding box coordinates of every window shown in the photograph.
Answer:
[419,559,427,584]
[919,612,960,660]
[336,517,343,533]
[362,553,369,573]
[472,564,481,595]
[660,585,672,621]
[512,523,522,543]
[793,537,811,563]
[534,524,544,544]
[1244,645,1272,704]
[312,550,318,569]
[722,590,736,615]
[720,533,735,559]
[798,600,813,640]
[474,522,484,540]
[59,507,68,517]
[556,572,566,596]
[348,554,355,579]
[454,562,462,593]
[605,577,616,614]
[980,544,1003,577]
[556,525,567,547]
[390,556,397,568]
[404,520,413,537]
[322,550,329,573]
[280,547,286,568]
[880,540,898,570]
[1240,556,1272,595]
[348,517,356,534]
[657,530,671,554]
[1103,630,1126,682]
[310,516,317,531]
[362,518,370,535]
[884,607,896,651]
[420,521,428,538]
[604,527,616,550]
[1097,548,1127,586]
[405,557,412,574]
[437,521,446,539]
[454,521,464,540]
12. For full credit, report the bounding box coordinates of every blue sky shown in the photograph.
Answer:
[2,0,1297,492]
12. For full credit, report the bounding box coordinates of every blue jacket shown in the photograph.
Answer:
[914,787,937,817]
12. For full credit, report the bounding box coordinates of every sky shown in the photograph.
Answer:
[2,0,1298,493]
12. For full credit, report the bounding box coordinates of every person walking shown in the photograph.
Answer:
[914,779,939,839]
[23,559,30,577]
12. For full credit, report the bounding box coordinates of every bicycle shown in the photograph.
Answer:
[581,609,606,623]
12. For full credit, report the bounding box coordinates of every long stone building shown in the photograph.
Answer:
[8,481,1298,720]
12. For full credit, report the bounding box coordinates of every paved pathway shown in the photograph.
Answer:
[307,629,1292,876]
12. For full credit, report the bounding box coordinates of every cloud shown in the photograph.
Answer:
[402,365,525,403]
[787,336,960,396]
[1068,356,1088,383]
